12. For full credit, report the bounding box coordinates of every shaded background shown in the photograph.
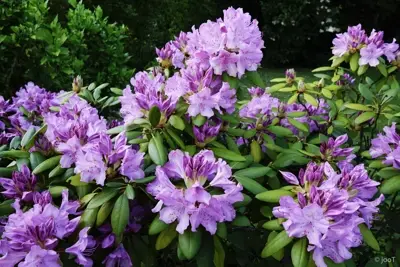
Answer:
[1,0,400,95]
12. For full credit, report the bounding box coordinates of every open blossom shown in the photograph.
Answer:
[102,244,132,267]
[185,7,264,78]
[120,71,176,125]
[320,134,356,168]
[239,90,280,121]
[359,43,384,66]
[275,161,383,267]
[66,227,97,267]
[0,165,37,202]
[147,150,243,234]
[332,24,367,56]
[165,66,236,118]
[0,190,80,266]
[369,123,400,169]
[193,118,222,146]
[156,32,188,69]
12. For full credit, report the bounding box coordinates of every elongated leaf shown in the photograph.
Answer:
[0,167,16,178]
[213,236,225,267]
[288,118,309,132]
[107,125,125,135]
[30,152,46,170]
[380,176,400,194]
[262,220,283,230]
[234,175,267,195]
[211,148,246,162]
[358,83,374,101]
[125,184,135,200]
[149,215,169,235]
[149,106,161,127]
[166,128,185,149]
[225,135,240,154]
[261,230,293,258]
[32,155,62,174]
[267,231,284,261]
[169,115,185,131]
[291,238,309,267]
[312,66,335,72]
[377,63,388,77]
[256,190,295,202]
[0,150,30,159]
[21,127,36,148]
[88,188,119,209]
[267,126,293,137]
[246,71,266,88]
[49,186,67,197]
[344,103,373,111]
[303,93,318,107]
[234,167,272,179]
[354,112,375,125]
[359,224,380,251]
[155,224,178,250]
[250,140,262,163]
[96,201,114,227]
[0,199,15,216]
[80,207,99,228]
[350,53,359,72]
[179,230,202,260]
[111,194,130,239]
[148,134,167,166]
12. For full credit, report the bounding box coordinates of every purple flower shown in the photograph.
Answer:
[239,91,280,121]
[370,123,400,169]
[193,119,222,146]
[147,150,243,234]
[0,191,80,265]
[188,87,219,118]
[332,24,367,56]
[74,150,107,186]
[383,39,399,62]
[66,227,96,267]
[320,134,355,165]
[102,244,132,267]
[120,148,145,181]
[0,165,37,202]
[18,246,60,267]
[359,43,384,66]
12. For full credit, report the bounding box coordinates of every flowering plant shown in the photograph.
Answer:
[0,8,399,267]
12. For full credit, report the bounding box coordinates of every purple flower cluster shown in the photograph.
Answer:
[320,134,356,169]
[370,123,400,168]
[275,162,383,267]
[147,150,243,234]
[332,24,399,66]
[193,118,222,147]
[10,82,58,131]
[0,190,82,266]
[239,88,328,135]
[120,71,176,126]
[165,66,236,118]
[0,165,37,202]
[157,8,264,78]
[336,73,356,86]
[0,96,18,145]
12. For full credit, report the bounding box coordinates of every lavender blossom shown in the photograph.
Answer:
[193,119,222,146]
[147,150,243,234]
[369,123,400,169]
[102,244,132,267]
[0,165,37,202]
[66,227,97,267]
[18,245,60,267]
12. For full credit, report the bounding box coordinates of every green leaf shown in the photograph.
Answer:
[49,186,68,198]
[179,230,202,260]
[344,103,373,111]
[303,93,318,107]
[312,66,335,72]
[149,106,161,127]
[211,148,246,161]
[267,231,284,261]
[267,126,293,137]
[287,93,299,104]
[216,223,227,239]
[350,53,360,72]
[111,194,130,239]
[35,28,53,44]
[67,174,87,186]
[133,176,156,184]
[232,215,251,227]
[225,135,240,154]
[96,201,114,227]
[359,224,380,251]
[193,114,206,127]
[354,112,375,125]
[148,134,167,166]
[32,155,62,174]
[166,128,185,149]
[9,136,21,149]
[125,184,135,200]
[0,167,16,178]
[250,140,263,163]
[149,215,169,235]
[110,88,123,96]
[222,72,238,88]
[80,207,99,228]
[155,224,178,250]
[213,236,225,267]
[261,230,293,258]
[88,188,119,209]
[288,118,309,133]
[262,220,283,230]
[357,65,368,76]
[246,71,266,88]
[234,167,272,179]
[380,176,400,194]
[48,165,65,178]
[169,115,185,131]
[234,175,267,195]
[21,127,36,148]
[0,199,15,216]
[227,128,245,137]
[291,238,309,267]
[243,129,257,139]
[377,63,388,77]
[0,150,30,159]
[29,152,46,170]
[321,88,333,99]
[256,190,295,202]
[331,56,345,67]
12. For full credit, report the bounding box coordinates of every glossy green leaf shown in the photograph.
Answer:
[88,188,119,209]
[234,175,267,195]
[169,115,185,131]
[288,118,309,132]
[350,53,359,72]
[291,238,309,267]
[149,215,169,235]
[179,230,202,260]
[359,224,380,251]
[148,134,167,166]
[380,176,400,194]
[96,201,114,227]
[32,155,62,174]
[111,194,130,239]
[250,140,263,163]
[155,223,178,250]
[354,112,375,125]
[262,220,283,230]
[211,147,246,162]
[344,103,373,111]
[256,189,295,202]
[267,126,293,137]
[0,150,30,159]
[125,184,135,200]
[261,230,293,258]
[213,236,225,267]
[234,167,272,179]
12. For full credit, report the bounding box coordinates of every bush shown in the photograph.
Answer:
[0,0,132,97]
[0,6,400,267]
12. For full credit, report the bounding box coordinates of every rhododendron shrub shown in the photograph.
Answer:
[0,8,399,267]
